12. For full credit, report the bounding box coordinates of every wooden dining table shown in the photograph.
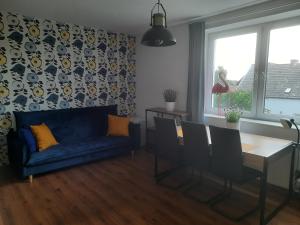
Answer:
[176,126,295,225]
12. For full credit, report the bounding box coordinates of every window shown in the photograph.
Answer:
[211,32,257,114]
[205,18,300,121]
[264,25,300,117]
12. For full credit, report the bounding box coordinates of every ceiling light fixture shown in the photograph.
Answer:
[141,0,176,47]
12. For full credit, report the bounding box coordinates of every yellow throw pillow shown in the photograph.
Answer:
[107,114,130,137]
[30,123,58,151]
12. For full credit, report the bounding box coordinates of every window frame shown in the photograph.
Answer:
[205,16,300,122]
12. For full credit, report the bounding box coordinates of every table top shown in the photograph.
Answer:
[177,126,293,159]
[146,107,188,117]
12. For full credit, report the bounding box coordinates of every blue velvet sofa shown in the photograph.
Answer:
[7,105,140,179]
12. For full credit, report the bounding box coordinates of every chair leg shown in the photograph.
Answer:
[154,154,179,181]
[184,178,229,203]
[131,150,135,160]
[210,180,259,221]
[29,175,33,183]
[154,158,192,190]
[155,166,192,190]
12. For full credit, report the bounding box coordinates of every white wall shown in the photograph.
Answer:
[136,24,189,118]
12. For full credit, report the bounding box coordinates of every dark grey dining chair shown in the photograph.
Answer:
[181,121,210,172]
[209,125,262,221]
[153,117,187,189]
[181,121,211,200]
[181,121,225,203]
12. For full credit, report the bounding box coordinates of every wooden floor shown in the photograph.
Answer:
[0,150,299,225]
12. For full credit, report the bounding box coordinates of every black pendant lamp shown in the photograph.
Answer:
[141,0,176,47]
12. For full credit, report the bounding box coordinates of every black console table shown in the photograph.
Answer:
[145,107,188,150]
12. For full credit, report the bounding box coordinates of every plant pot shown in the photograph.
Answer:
[226,121,240,130]
[165,102,176,112]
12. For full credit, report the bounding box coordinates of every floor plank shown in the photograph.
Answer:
[0,150,299,225]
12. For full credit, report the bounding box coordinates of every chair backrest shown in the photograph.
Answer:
[181,121,210,170]
[154,117,179,158]
[209,125,243,181]
[14,105,117,142]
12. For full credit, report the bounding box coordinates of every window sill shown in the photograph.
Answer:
[204,113,299,141]
[204,113,293,129]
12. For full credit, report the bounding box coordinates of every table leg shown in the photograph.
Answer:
[259,159,268,225]
[145,110,148,148]
[259,146,295,225]
[154,154,158,178]
[289,145,296,198]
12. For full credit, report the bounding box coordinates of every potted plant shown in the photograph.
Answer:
[163,89,177,112]
[224,107,242,130]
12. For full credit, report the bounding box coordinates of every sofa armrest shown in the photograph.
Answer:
[129,122,141,150]
[7,129,30,167]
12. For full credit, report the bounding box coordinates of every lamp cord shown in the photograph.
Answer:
[158,0,160,13]
[150,0,167,27]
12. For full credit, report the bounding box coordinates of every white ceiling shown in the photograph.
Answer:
[1,0,268,34]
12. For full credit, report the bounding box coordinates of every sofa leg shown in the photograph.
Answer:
[131,150,135,160]
[29,175,33,183]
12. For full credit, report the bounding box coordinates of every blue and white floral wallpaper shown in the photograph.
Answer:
[0,11,136,165]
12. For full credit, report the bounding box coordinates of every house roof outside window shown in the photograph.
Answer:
[238,60,300,99]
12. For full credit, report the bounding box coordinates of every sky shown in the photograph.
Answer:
[214,25,300,81]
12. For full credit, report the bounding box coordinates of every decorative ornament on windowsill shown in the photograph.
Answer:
[212,67,235,115]
[225,107,242,130]
[141,0,176,47]
[280,118,300,193]
[163,89,177,112]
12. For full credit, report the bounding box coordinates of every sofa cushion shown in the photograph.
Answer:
[19,128,37,153]
[31,123,58,151]
[26,136,131,166]
[107,114,130,137]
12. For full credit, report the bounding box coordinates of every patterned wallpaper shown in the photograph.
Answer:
[0,11,136,165]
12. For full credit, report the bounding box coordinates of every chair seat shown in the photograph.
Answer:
[27,136,131,166]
